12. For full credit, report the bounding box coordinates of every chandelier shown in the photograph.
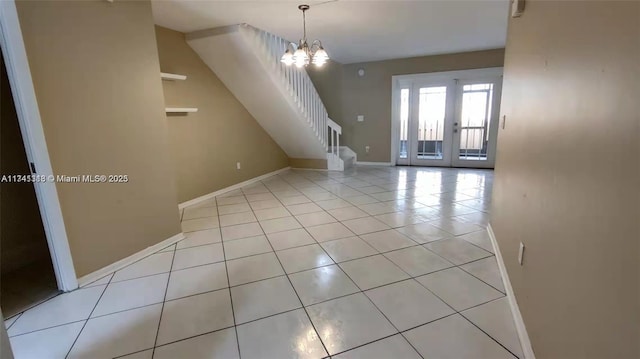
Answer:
[281,5,329,68]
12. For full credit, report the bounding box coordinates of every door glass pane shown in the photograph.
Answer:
[459,83,493,160]
[417,86,446,160]
[399,88,409,159]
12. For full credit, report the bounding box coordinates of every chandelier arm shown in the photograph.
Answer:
[309,40,323,53]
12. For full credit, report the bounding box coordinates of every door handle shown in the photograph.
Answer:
[454,122,459,126]
[454,129,458,133]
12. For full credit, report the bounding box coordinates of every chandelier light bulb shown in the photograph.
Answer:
[312,56,326,67]
[293,47,309,67]
[312,47,329,67]
[314,47,328,60]
[281,49,294,66]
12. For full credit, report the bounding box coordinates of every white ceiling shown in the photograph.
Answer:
[152,1,509,64]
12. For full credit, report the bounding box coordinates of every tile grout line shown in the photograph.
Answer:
[190,217,487,265]
[4,312,23,331]
[147,323,235,354]
[5,289,69,326]
[8,168,498,357]
[98,271,172,289]
[81,274,114,291]
[303,192,451,355]
[176,168,504,356]
[306,171,505,357]
[459,305,522,359]
[64,287,232,331]
[216,206,484,242]
[242,184,333,358]
[263,176,435,358]
[407,262,517,357]
[13,245,502,343]
[150,244,178,358]
[330,255,426,359]
[456,257,508,294]
[64,270,115,358]
[214,194,243,359]
[325,311,464,358]
[7,318,86,339]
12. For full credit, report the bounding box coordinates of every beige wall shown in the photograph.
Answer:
[155,26,289,202]
[306,60,344,126]
[492,1,639,358]
[16,1,182,277]
[308,49,505,162]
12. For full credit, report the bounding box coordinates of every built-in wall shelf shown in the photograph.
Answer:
[165,107,198,113]
[161,72,194,115]
[161,72,187,81]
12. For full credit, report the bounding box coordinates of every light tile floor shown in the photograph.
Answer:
[5,166,524,359]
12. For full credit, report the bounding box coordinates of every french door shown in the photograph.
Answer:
[393,68,502,168]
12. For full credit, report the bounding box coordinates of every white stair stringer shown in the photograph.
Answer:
[326,148,356,171]
[339,146,357,169]
[186,24,330,161]
[326,146,356,171]
[327,153,344,171]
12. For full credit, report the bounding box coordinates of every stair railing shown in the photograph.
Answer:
[327,118,341,159]
[242,24,329,150]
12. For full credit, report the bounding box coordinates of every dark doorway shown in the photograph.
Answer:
[0,48,59,317]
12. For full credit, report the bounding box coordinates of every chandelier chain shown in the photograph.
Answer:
[302,8,306,41]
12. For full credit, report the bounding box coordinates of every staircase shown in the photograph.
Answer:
[339,146,357,169]
[186,24,345,170]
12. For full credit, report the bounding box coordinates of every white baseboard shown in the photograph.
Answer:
[487,224,536,359]
[291,167,329,172]
[178,166,291,210]
[77,232,185,287]
[356,161,392,166]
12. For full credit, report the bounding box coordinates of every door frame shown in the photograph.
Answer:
[390,67,503,167]
[0,0,77,291]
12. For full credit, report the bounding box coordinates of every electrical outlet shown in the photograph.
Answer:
[518,242,525,265]
[365,146,370,153]
[236,162,241,170]
[357,115,364,122]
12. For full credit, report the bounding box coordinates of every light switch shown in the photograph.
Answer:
[357,115,364,122]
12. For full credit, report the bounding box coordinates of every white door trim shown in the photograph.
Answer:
[390,79,401,166]
[487,224,536,359]
[0,0,78,291]
[391,67,503,167]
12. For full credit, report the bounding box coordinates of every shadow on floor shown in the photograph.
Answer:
[1,257,60,317]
